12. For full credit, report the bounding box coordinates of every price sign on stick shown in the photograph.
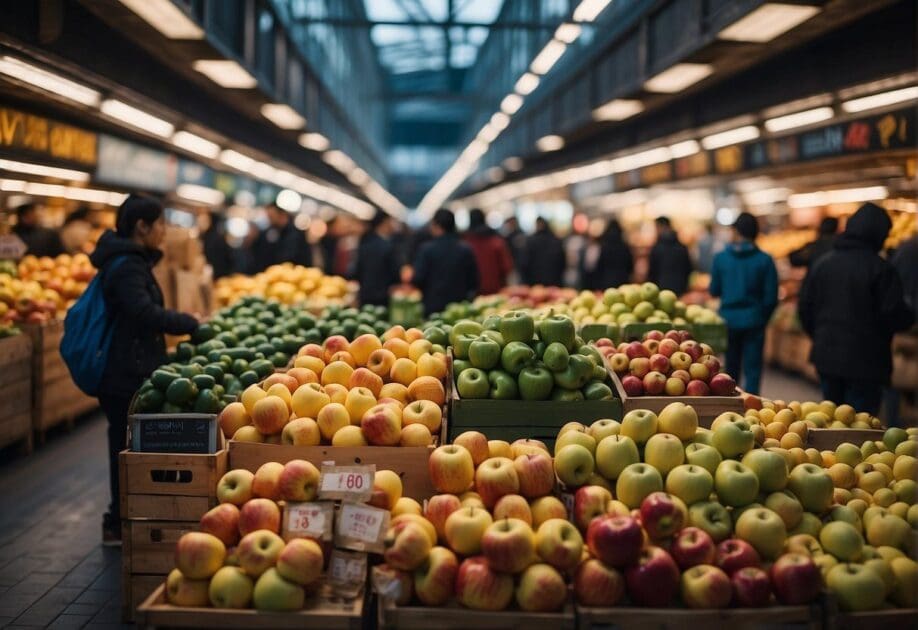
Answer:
[319,464,375,502]
[283,502,334,541]
[335,503,389,553]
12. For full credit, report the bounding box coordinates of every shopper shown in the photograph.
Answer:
[798,202,914,413]
[412,209,479,315]
[694,222,719,274]
[318,216,340,275]
[522,217,566,286]
[351,210,399,307]
[892,234,918,311]
[60,206,94,254]
[709,213,778,395]
[89,195,199,543]
[252,203,312,271]
[463,208,513,295]
[13,202,64,257]
[502,217,528,284]
[648,216,691,295]
[789,216,838,269]
[591,219,633,289]
[202,213,234,279]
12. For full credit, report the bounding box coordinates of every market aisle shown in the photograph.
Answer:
[760,368,822,404]
[0,413,130,629]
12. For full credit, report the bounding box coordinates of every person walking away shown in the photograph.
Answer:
[464,208,513,295]
[709,213,778,395]
[319,217,340,275]
[798,203,914,414]
[578,233,603,290]
[351,210,399,307]
[60,206,94,254]
[412,209,479,315]
[13,203,64,257]
[891,234,918,312]
[789,216,838,269]
[89,195,198,543]
[202,213,234,279]
[252,203,312,271]
[597,219,633,289]
[502,217,527,285]
[648,216,691,295]
[694,222,718,274]
[522,217,566,286]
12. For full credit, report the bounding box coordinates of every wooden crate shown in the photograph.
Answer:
[379,600,575,629]
[0,333,33,451]
[123,520,198,574]
[822,593,917,630]
[122,572,165,623]
[608,371,745,427]
[136,583,364,629]
[576,604,817,630]
[807,428,885,451]
[119,449,228,503]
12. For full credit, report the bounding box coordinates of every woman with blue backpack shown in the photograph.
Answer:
[86,195,198,544]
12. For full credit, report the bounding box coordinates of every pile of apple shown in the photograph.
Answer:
[600,330,736,397]
[537,282,721,328]
[377,430,577,612]
[215,263,350,308]
[218,327,447,447]
[743,400,883,452]
[451,312,615,401]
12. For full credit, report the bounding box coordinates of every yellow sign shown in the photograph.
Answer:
[0,106,97,165]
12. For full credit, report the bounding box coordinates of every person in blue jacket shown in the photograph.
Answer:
[709,213,778,395]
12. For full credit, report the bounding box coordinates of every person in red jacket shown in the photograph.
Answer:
[463,208,513,296]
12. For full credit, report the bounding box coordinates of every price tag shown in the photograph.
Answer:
[0,235,26,260]
[328,549,367,598]
[319,464,375,502]
[372,566,406,602]
[283,501,334,541]
[335,503,389,553]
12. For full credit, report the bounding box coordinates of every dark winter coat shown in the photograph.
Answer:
[648,232,692,295]
[13,225,64,258]
[412,233,479,315]
[464,226,513,295]
[202,226,234,279]
[522,229,565,287]
[789,234,835,268]
[798,205,914,383]
[709,241,778,330]
[352,231,399,307]
[252,222,312,272]
[90,231,198,397]
[596,237,634,289]
[892,236,918,313]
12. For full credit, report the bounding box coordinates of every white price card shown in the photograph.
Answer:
[319,463,375,502]
[335,503,389,553]
[328,549,367,598]
[283,501,334,541]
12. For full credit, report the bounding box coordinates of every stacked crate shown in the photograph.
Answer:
[0,333,33,452]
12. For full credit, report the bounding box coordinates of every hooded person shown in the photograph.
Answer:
[789,216,838,269]
[463,208,513,295]
[798,202,914,413]
[709,212,778,395]
[647,216,692,295]
[350,209,399,307]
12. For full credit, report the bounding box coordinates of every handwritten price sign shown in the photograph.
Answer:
[336,503,389,552]
[328,549,367,597]
[283,502,333,540]
[319,464,375,502]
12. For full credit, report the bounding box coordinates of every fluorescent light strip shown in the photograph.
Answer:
[100,99,174,137]
[592,98,644,121]
[261,103,306,130]
[644,63,713,93]
[841,86,918,113]
[117,0,204,39]
[515,72,540,95]
[530,40,567,75]
[490,112,510,132]
[0,158,89,182]
[788,186,888,208]
[744,188,791,205]
[500,94,524,114]
[503,157,523,172]
[554,23,582,44]
[171,130,220,159]
[2,179,126,205]
[764,106,833,132]
[477,123,499,143]
[176,183,225,205]
[219,149,255,171]
[322,150,355,173]
[668,140,700,158]
[250,162,277,182]
[347,168,370,186]
[273,170,298,187]
[611,147,671,171]
[573,0,613,22]
[700,125,760,150]
[0,56,101,107]
[718,3,820,43]
[298,132,330,151]
[536,135,565,152]
[192,60,257,88]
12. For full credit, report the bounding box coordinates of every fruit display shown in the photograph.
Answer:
[757,229,817,260]
[743,399,884,451]
[885,210,916,250]
[448,311,615,401]
[500,285,577,307]
[426,295,508,326]
[214,263,351,308]
[600,329,736,397]
[0,322,20,338]
[216,325,448,446]
[0,253,94,322]
[534,282,722,328]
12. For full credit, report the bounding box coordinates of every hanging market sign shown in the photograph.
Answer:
[0,105,97,165]
[95,134,176,192]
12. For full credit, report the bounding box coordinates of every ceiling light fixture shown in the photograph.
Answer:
[573,0,614,22]
[100,99,174,137]
[490,112,511,132]
[788,186,888,208]
[503,157,523,171]
[500,93,524,115]
[611,147,671,172]
[347,168,370,186]
[219,149,255,171]
[176,183,225,205]
[0,158,90,182]
[644,63,714,93]
[260,103,306,129]
[322,150,355,173]
[668,140,701,158]
[116,0,204,39]
[298,132,331,151]
[250,161,277,182]
[592,98,644,121]
[554,23,582,44]
[700,125,760,149]
[192,60,257,88]
[536,135,565,152]
[764,106,834,132]
[718,3,820,43]
[0,56,101,106]
[515,72,540,95]
[841,86,918,113]
[171,130,220,159]
[530,40,567,75]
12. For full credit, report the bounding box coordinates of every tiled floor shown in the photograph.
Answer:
[0,368,822,628]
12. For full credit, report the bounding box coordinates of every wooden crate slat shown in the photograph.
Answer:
[125,520,198,574]
[0,411,31,450]
[0,334,32,388]
[576,604,816,630]
[124,494,215,521]
[806,428,885,451]
[123,573,165,623]
[380,601,575,630]
[0,380,33,419]
[121,450,227,498]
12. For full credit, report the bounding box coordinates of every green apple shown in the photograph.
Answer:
[595,435,639,481]
[488,370,518,400]
[789,512,823,537]
[449,320,483,347]
[610,302,629,317]
[894,479,918,504]
[826,563,886,611]
[468,337,501,370]
[764,490,803,530]
[602,288,623,306]
[252,568,305,611]
[632,301,654,321]
[710,411,746,431]
[500,311,535,343]
[735,507,787,560]
[589,419,621,442]
[883,427,908,452]
[640,282,660,302]
[553,444,595,488]
[583,380,614,400]
[209,566,254,609]
[714,461,759,507]
[731,502,763,527]
[542,342,570,372]
[741,450,789,493]
[551,388,584,401]
[481,315,501,331]
[453,333,478,360]
[615,463,663,509]
[865,513,910,549]
[424,325,449,346]
[787,463,833,514]
[862,506,888,530]
[620,409,658,445]
[657,290,677,315]
[688,501,733,542]
[862,557,895,598]
[537,314,576,350]
[621,286,642,308]
[665,464,713,506]
[500,341,535,375]
[835,443,863,467]
[685,443,722,475]
[712,418,754,458]
[820,521,863,561]
[518,366,554,401]
[554,429,596,456]
[656,402,699,441]
[577,345,605,368]
[553,354,593,390]
[481,330,505,346]
[889,557,918,607]
[457,368,490,399]
[828,505,862,533]
[692,428,714,446]
[453,358,473,376]
[644,433,685,476]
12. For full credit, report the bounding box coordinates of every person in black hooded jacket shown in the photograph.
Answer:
[90,195,198,543]
[798,202,914,414]
[351,210,400,307]
[648,216,691,295]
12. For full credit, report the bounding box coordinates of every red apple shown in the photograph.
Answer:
[671,369,691,384]
[731,566,771,607]
[640,492,686,541]
[686,380,710,396]
[643,339,660,354]
[769,553,821,605]
[621,375,644,397]
[700,354,720,375]
[681,564,733,609]
[629,357,651,379]
[680,341,703,362]
[573,485,611,532]
[455,556,514,611]
[663,330,682,342]
[671,526,716,570]
[709,373,737,396]
[574,558,625,607]
[715,539,760,576]
[625,341,650,360]
[658,338,680,357]
[649,353,670,373]
[643,371,667,395]
[664,377,686,396]
[608,353,630,374]
[625,546,680,607]
[586,515,642,568]
[199,503,241,547]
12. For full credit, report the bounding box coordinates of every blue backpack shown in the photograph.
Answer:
[61,256,126,396]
